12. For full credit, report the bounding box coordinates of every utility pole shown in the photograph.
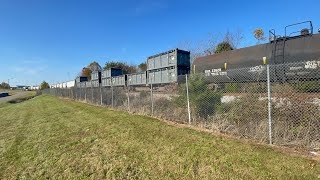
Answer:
[7,77,14,88]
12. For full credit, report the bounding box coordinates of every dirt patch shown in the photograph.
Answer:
[7,96,35,104]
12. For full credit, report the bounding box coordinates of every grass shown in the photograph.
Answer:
[0,95,319,179]
[0,91,36,108]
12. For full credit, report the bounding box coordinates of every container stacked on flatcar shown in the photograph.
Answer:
[66,80,75,88]
[91,71,101,87]
[127,72,147,86]
[85,81,92,88]
[147,48,190,84]
[112,75,126,86]
[101,68,123,87]
[76,76,88,88]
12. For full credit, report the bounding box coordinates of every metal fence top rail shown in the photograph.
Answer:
[147,48,190,59]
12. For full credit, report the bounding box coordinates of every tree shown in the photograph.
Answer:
[223,30,243,49]
[80,61,102,80]
[81,67,92,78]
[138,62,147,72]
[88,61,102,72]
[178,29,243,62]
[214,41,234,54]
[254,28,266,44]
[40,81,50,90]
[104,61,137,74]
[0,82,10,89]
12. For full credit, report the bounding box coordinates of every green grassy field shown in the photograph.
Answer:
[0,95,318,179]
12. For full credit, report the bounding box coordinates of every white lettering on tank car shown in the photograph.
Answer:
[305,61,320,69]
[248,65,265,73]
[205,70,211,76]
[204,68,227,76]
[289,66,303,71]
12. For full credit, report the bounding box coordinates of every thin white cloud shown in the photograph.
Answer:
[20,57,46,65]
[11,58,48,75]
[13,66,47,75]
[21,60,43,64]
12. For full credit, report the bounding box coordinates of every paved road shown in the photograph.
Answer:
[0,91,30,103]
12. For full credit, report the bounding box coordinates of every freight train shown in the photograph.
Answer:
[51,21,320,89]
[73,48,191,88]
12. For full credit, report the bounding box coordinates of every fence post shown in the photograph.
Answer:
[91,82,94,103]
[100,86,103,105]
[85,88,87,102]
[74,87,77,100]
[111,80,114,108]
[127,85,130,112]
[150,83,154,116]
[186,74,191,125]
[267,64,273,145]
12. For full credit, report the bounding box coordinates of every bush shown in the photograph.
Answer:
[215,41,234,54]
[223,83,240,93]
[139,91,149,99]
[0,82,10,89]
[40,81,50,90]
[194,91,222,118]
[113,87,127,107]
[292,81,320,93]
[175,75,222,119]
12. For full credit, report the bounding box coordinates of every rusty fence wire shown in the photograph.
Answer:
[41,61,320,149]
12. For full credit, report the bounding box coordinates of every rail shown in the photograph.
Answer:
[285,21,313,37]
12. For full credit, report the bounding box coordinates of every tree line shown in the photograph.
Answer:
[178,28,266,62]
[0,82,10,89]
[80,61,147,80]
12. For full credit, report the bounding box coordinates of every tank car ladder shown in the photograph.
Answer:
[272,37,286,64]
[271,36,287,82]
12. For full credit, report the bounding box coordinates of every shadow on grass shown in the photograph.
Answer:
[7,96,35,104]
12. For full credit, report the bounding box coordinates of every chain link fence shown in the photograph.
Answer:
[41,61,320,149]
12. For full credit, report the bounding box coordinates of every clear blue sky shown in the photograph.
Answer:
[1,0,319,86]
